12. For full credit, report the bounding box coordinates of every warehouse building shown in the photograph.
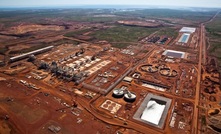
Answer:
[9,46,54,62]
[162,49,186,59]
[179,27,196,33]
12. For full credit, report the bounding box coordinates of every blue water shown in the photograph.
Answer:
[181,34,188,43]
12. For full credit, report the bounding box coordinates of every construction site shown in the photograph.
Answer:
[0,8,220,134]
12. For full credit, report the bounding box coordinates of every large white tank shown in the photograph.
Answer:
[112,88,124,98]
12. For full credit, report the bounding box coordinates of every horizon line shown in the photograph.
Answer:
[0,4,221,9]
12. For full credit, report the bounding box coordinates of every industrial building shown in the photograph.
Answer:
[133,93,172,129]
[179,27,196,33]
[162,50,186,59]
[9,46,54,62]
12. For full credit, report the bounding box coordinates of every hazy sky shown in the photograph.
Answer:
[0,0,221,8]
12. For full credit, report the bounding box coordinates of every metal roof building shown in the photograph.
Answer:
[179,27,196,33]
[162,49,186,59]
[9,46,54,62]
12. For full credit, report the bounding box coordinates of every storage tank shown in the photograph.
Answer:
[124,91,136,102]
[112,88,124,98]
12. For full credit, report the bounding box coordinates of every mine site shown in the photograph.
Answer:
[0,4,221,134]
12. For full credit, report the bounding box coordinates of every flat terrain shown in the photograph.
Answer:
[0,8,220,134]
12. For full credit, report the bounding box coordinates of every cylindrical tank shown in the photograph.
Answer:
[124,92,136,102]
[112,88,124,98]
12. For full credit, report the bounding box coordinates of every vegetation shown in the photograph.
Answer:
[201,115,206,126]
[110,43,128,48]
[91,25,159,48]
[0,47,8,55]
[64,29,92,37]
[157,27,178,37]
[206,13,221,71]
[0,9,123,28]
[115,9,217,25]
[49,39,80,46]
[0,9,217,28]
[64,25,177,49]
[206,14,221,33]
[0,8,219,61]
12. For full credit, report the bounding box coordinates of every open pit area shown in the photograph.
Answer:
[0,8,220,134]
[2,24,65,35]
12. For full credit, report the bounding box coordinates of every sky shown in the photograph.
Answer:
[0,0,221,8]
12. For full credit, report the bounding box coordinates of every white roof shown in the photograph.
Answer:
[179,27,196,33]
[123,76,133,82]
[10,46,54,60]
[162,49,185,58]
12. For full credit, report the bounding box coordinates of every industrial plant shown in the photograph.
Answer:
[0,8,220,134]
